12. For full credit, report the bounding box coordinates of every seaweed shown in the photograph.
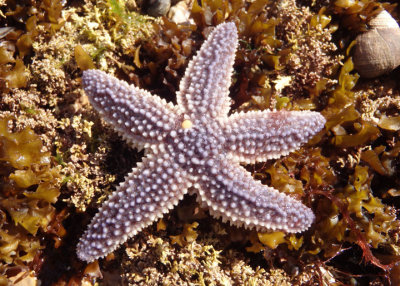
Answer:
[249,43,400,284]
[0,0,64,90]
[0,117,63,283]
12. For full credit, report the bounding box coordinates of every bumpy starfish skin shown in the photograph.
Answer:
[77,22,326,262]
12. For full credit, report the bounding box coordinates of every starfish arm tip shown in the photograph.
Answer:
[224,110,326,163]
[196,157,315,234]
[76,154,190,261]
[82,69,179,146]
[177,22,239,120]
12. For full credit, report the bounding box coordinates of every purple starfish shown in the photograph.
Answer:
[77,22,326,262]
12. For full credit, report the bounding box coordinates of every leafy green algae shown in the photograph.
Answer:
[0,117,63,282]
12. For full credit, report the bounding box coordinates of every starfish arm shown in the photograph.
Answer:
[76,150,191,262]
[195,157,315,233]
[176,22,238,120]
[82,69,180,147]
[223,110,326,164]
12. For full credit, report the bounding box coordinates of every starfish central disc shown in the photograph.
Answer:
[167,123,225,172]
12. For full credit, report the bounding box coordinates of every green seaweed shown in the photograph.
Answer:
[0,117,63,282]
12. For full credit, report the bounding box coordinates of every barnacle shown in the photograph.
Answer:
[0,117,63,282]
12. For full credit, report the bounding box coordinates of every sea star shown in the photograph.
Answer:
[77,22,326,262]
